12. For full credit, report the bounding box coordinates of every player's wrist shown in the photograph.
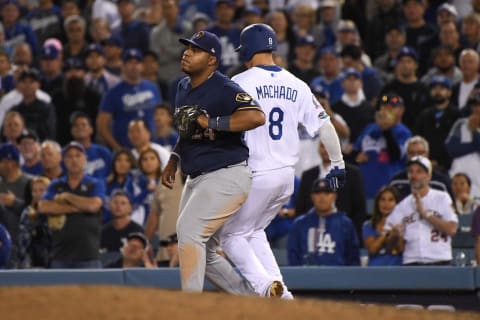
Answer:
[208,116,230,131]
[330,160,345,169]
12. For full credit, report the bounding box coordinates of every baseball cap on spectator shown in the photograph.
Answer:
[407,155,432,175]
[18,68,41,82]
[122,48,143,62]
[64,57,85,71]
[337,20,357,33]
[437,3,457,17]
[192,12,210,25]
[396,46,418,61]
[41,45,60,60]
[216,0,234,6]
[127,232,148,248]
[85,43,105,56]
[0,143,20,162]
[63,141,86,155]
[318,46,339,58]
[379,93,404,107]
[319,0,337,8]
[102,34,124,48]
[429,75,452,89]
[296,35,316,47]
[16,129,39,144]
[159,233,178,247]
[43,38,63,53]
[311,178,335,193]
[402,0,425,5]
[341,67,361,80]
[1,0,20,9]
[245,5,261,16]
[179,31,222,62]
[385,24,406,35]
[311,84,330,99]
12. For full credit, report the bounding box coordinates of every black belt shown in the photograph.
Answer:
[188,161,247,179]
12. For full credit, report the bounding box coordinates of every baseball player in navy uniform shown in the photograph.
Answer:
[220,24,346,299]
[161,30,265,293]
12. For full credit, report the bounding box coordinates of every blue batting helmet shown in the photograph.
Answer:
[236,23,277,62]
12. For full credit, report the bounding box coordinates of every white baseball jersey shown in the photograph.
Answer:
[384,189,458,264]
[232,66,329,172]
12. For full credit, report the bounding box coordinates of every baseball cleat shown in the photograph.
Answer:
[268,280,284,298]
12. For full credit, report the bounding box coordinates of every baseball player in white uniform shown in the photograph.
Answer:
[220,24,346,298]
[384,155,458,265]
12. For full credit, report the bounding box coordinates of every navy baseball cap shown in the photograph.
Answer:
[318,46,339,58]
[396,46,418,61]
[1,0,20,9]
[18,68,40,82]
[380,93,404,107]
[102,34,124,48]
[63,141,86,155]
[216,0,234,6]
[0,143,20,161]
[41,44,60,60]
[122,48,143,62]
[341,67,361,80]
[179,31,222,61]
[296,35,316,47]
[85,43,105,56]
[64,57,85,71]
[159,233,178,247]
[402,0,425,5]
[16,129,39,144]
[311,178,335,193]
[429,75,452,89]
[127,232,148,248]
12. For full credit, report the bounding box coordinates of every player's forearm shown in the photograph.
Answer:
[38,200,80,215]
[63,194,103,213]
[424,216,457,236]
[144,211,159,240]
[208,109,265,132]
[319,120,343,163]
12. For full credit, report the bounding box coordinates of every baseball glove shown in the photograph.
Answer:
[174,105,207,139]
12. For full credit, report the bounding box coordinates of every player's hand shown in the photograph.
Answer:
[196,114,209,129]
[161,160,177,189]
[325,161,346,191]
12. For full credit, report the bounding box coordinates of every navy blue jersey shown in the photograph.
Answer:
[288,209,360,266]
[175,71,261,175]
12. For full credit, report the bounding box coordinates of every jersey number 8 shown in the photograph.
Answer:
[269,107,284,140]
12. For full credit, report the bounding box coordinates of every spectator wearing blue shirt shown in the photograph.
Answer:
[354,93,412,200]
[70,112,112,179]
[362,186,403,266]
[288,178,360,266]
[207,0,241,73]
[310,47,343,104]
[97,48,162,150]
[38,142,106,269]
[2,0,39,56]
[26,0,62,46]
[0,51,15,98]
[116,0,151,53]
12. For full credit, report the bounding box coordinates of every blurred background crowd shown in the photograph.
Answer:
[0,0,479,270]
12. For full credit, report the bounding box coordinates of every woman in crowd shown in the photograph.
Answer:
[362,186,403,266]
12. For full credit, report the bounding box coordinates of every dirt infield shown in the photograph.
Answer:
[0,286,478,320]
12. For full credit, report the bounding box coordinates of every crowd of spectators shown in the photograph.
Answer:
[0,0,479,270]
